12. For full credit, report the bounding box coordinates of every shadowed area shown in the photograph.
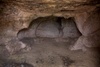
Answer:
[17,16,81,39]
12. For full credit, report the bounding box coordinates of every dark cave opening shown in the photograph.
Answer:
[17,16,81,39]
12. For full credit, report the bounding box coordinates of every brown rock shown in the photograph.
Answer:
[0,0,100,51]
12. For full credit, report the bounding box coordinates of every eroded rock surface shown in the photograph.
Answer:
[0,1,100,67]
[3,62,34,67]
[62,18,81,38]
[71,8,100,51]
[36,17,60,38]
[18,16,81,39]
[0,0,100,53]
[5,38,31,54]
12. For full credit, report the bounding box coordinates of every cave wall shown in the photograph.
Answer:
[17,17,81,39]
[0,0,100,53]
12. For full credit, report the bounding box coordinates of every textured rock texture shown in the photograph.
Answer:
[71,7,100,51]
[0,0,100,53]
[17,16,81,39]
[62,18,81,38]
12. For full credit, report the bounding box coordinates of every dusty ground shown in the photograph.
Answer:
[0,37,99,67]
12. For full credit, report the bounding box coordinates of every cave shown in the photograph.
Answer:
[0,0,100,67]
[17,16,81,39]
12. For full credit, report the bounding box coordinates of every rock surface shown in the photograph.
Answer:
[0,0,100,53]
[36,17,60,38]
[5,38,26,54]
[0,1,100,67]
[62,18,81,38]
[18,16,81,39]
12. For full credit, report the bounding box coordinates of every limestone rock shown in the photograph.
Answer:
[36,17,60,38]
[3,62,34,67]
[5,38,29,54]
[71,8,100,51]
[70,32,100,51]
[75,8,100,36]
[62,18,81,38]
[0,0,100,51]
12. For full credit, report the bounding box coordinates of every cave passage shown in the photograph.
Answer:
[17,16,81,39]
[0,17,99,67]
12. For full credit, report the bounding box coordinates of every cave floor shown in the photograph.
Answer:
[0,37,99,67]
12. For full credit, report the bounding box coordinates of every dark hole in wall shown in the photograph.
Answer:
[17,16,82,39]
